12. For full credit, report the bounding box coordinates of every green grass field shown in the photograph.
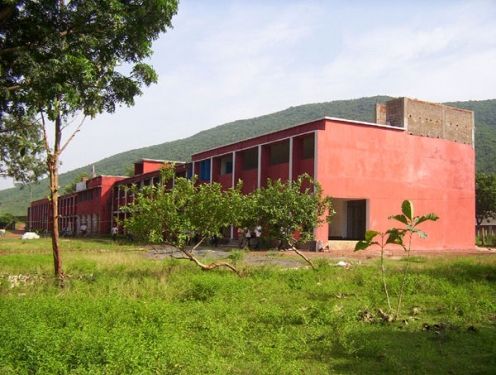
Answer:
[1,238,495,374]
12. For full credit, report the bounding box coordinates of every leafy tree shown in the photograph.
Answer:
[0,212,15,229]
[123,168,243,274]
[0,116,46,183]
[355,200,438,320]
[475,172,496,228]
[249,175,334,269]
[0,0,178,280]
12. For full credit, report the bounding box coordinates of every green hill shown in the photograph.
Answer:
[1,95,495,216]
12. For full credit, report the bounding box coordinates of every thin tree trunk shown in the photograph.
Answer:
[291,245,316,270]
[49,112,63,282]
[395,234,412,319]
[49,156,62,280]
[177,236,241,276]
[379,235,392,312]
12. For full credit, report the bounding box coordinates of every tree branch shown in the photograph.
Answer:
[290,245,316,270]
[5,84,21,91]
[59,115,86,155]
[178,237,241,276]
[39,110,51,154]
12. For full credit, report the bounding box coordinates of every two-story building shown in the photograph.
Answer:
[27,97,475,250]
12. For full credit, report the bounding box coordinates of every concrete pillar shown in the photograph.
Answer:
[289,137,293,182]
[257,145,262,188]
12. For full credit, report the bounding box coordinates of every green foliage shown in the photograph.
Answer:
[0,116,46,183]
[0,239,495,374]
[476,172,496,227]
[125,171,332,254]
[447,99,496,173]
[227,249,247,265]
[0,0,178,210]
[124,168,245,249]
[249,175,334,247]
[476,233,496,247]
[0,213,15,229]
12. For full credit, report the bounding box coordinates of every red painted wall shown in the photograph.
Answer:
[238,169,258,194]
[76,176,125,235]
[215,174,233,190]
[192,121,324,161]
[265,162,289,183]
[315,119,475,250]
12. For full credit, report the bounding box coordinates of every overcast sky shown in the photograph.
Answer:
[1,0,495,191]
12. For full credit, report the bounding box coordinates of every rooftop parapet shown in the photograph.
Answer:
[375,97,474,145]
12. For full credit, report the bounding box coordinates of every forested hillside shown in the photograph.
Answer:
[1,96,494,216]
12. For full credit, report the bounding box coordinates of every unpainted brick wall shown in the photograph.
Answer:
[404,98,473,145]
[385,98,405,128]
[375,103,387,125]
[375,98,474,145]
[443,107,473,145]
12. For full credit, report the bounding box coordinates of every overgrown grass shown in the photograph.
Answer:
[1,238,495,374]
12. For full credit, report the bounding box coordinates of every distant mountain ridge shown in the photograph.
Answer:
[1,95,495,216]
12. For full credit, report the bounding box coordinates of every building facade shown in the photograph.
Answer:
[27,97,475,250]
[190,97,475,250]
[110,159,187,228]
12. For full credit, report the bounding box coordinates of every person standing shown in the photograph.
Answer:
[80,222,87,237]
[244,227,252,249]
[237,227,245,248]
[111,224,118,241]
[254,225,262,250]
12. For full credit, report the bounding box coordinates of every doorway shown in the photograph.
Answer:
[346,200,366,240]
[328,198,367,240]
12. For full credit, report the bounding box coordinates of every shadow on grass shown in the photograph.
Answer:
[308,324,496,374]
[418,261,496,285]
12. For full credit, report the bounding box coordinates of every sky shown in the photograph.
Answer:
[1,0,495,190]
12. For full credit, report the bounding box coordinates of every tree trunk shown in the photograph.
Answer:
[49,155,63,280]
[178,237,241,276]
[49,112,63,282]
[291,245,316,270]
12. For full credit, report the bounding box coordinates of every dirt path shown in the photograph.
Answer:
[146,245,496,269]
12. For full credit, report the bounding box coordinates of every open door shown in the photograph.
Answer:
[346,200,366,240]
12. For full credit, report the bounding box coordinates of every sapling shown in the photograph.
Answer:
[355,200,438,320]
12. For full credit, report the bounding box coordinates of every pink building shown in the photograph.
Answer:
[27,97,475,250]
[191,97,475,250]
[111,159,187,228]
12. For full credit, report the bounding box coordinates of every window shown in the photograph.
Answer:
[199,159,211,181]
[220,155,233,175]
[269,141,289,165]
[243,148,258,170]
[302,135,315,159]
[79,189,95,202]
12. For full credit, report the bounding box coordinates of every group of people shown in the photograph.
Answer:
[60,223,120,240]
[238,225,262,249]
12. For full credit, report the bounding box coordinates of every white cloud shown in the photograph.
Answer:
[2,0,495,192]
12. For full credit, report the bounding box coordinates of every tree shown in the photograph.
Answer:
[0,212,15,229]
[0,116,46,183]
[123,168,243,274]
[0,0,178,281]
[355,200,438,320]
[476,172,496,231]
[249,175,334,269]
